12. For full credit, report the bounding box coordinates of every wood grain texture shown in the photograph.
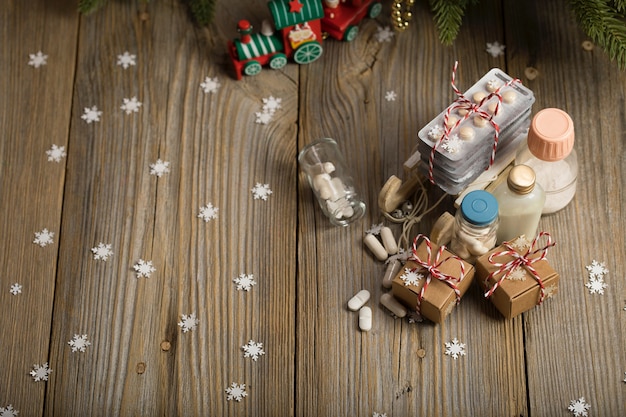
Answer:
[0,0,624,416]
[0,1,78,415]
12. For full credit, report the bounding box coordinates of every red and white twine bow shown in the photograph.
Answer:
[409,234,466,316]
[483,232,556,305]
[428,61,521,185]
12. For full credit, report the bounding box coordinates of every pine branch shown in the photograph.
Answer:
[78,0,108,14]
[429,0,469,45]
[185,0,218,26]
[570,0,626,68]
[613,0,626,13]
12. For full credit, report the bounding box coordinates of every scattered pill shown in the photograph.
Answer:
[382,259,402,288]
[359,306,372,331]
[459,126,475,140]
[380,227,398,255]
[364,233,388,261]
[348,289,371,311]
[380,293,407,318]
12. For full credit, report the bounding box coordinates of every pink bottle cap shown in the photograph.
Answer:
[528,108,575,161]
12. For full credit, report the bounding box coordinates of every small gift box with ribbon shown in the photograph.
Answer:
[391,234,475,323]
[475,232,559,319]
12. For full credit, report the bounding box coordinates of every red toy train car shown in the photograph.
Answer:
[228,0,381,80]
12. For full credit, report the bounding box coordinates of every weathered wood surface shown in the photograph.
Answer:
[0,0,624,416]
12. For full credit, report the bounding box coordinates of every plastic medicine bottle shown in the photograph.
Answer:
[515,108,577,214]
[493,164,545,244]
[450,190,499,264]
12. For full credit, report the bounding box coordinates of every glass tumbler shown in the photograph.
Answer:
[298,138,366,226]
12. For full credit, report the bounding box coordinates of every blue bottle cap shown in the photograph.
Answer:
[460,190,498,226]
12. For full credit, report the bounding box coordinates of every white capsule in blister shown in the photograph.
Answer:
[380,227,398,255]
[348,289,371,311]
[358,306,372,331]
[380,293,407,318]
[364,234,388,261]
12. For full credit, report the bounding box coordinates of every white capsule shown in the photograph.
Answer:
[312,173,331,191]
[380,227,398,255]
[342,206,354,218]
[323,162,336,174]
[329,177,347,199]
[468,242,489,256]
[450,239,471,259]
[364,234,388,261]
[359,306,372,331]
[348,289,371,311]
[380,293,407,318]
[318,184,333,200]
[382,259,402,289]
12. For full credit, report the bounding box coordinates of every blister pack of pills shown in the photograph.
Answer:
[415,68,535,195]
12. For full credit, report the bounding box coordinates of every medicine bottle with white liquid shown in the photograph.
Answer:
[514,108,577,214]
[492,164,545,244]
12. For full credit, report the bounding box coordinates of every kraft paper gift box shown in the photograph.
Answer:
[391,235,475,323]
[475,233,559,319]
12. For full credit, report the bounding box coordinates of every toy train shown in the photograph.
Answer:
[228,0,382,80]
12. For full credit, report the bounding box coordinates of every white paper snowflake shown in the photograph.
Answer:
[486,41,506,57]
[28,51,48,68]
[33,228,54,247]
[225,382,248,402]
[30,362,52,382]
[233,273,256,291]
[46,144,66,162]
[149,159,170,177]
[242,340,265,361]
[427,125,444,141]
[543,284,558,299]
[442,134,463,153]
[91,242,113,261]
[622,371,626,383]
[0,404,19,417]
[385,91,397,101]
[407,311,423,323]
[372,413,388,417]
[68,334,91,352]
[133,259,156,278]
[400,268,423,287]
[387,247,410,264]
[365,223,384,235]
[81,106,102,124]
[586,259,608,278]
[120,97,142,114]
[178,313,200,333]
[507,266,527,281]
[198,203,219,222]
[568,397,590,417]
[374,25,395,42]
[10,283,22,295]
[117,51,136,69]
[262,96,282,113]
[509,235,531,251]
[585,277,608,295]
[200,76,221,94]
[255,110,274,125]
[251,183,273,201]
[444,338,466,359]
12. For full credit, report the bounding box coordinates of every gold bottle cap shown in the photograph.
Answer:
[508,165,536,194]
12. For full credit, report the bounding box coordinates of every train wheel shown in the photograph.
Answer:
[269,53,288,69]
[368,2,382,18]
[343,26,359,42]
[243,61,262,76]
[293,41,323,64]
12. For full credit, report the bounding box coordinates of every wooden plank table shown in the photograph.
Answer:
[1,0,624,415]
